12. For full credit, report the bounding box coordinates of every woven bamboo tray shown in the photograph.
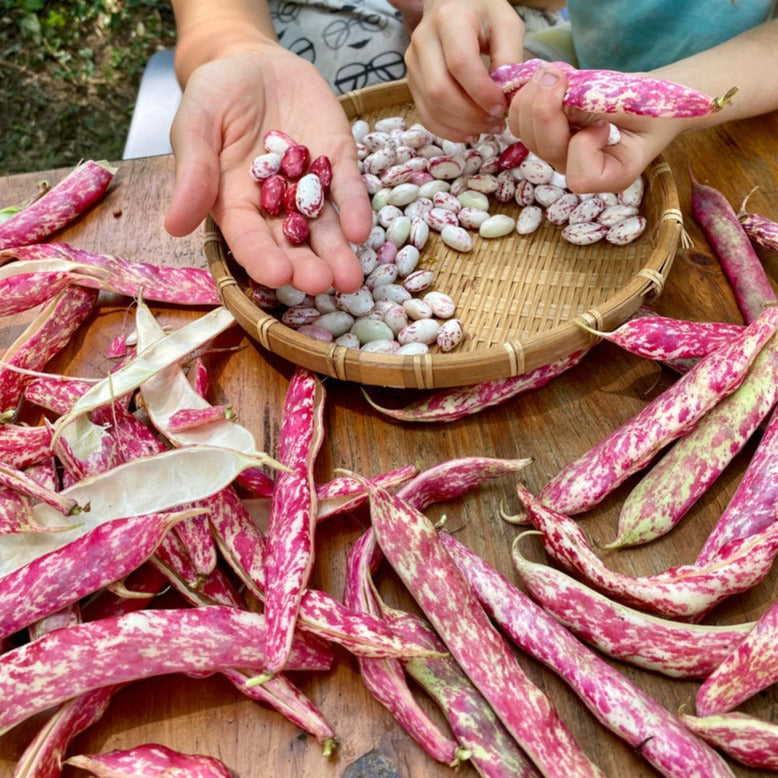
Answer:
[206,80,683,389]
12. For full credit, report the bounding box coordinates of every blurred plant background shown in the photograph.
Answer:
[0,0,177,175]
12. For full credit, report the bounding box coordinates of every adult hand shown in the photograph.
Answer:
[508,63,683,193]
[404,0,525,141]
[164,43,371,295]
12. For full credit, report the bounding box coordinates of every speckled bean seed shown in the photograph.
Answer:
[514,180,535,206]
[263,129,297,156]
[386,215,412,247]
[597,204,639,227]
[494,170,517,202]
[371,188,393,212]
[606,215,647,245]
[466,173,499,195]
[545,192,581,225]
[374,116,406,133]
[409,217,430,250]
[372,283,412,304]
[296,324,334,342]
[387,183,421,207]
[436,318,464,351]
[562,221,608,245]
[533,184,565,208]
[440,224,474,252]
[314,310,355,337]
[402,269,434,293]
[358,246,379,275]
[396,341,429,355]
[375,241,398,265]
[314,292,338,313]
[351,119,370,143]
[429,155,465,180]
[479,213,516,238]
[569,196,606,225]
[367,225,387,250]
[360,338,400,354]
[335,332,361,349]
[275,284,308,308]
[426,207,459,232]
[281,306,320,328]
[517,205,543,235]
[295,173,325,218]
[382,303,409,334]
[519,155,554,184]
[423,290,456,318]
[403,298,433,320]
[418,179,450,198]
[336,287,375,317]
[458,207,491,230]
[377,204,403,228]
[403,197,433,220]
[395,245,420,277]
[352,318,395,344]
[250,152,282,181]
[366,263,399,290]
[457,190,490,211]
[619,177,645,208]
[432,191,462,213]
[398,318,440,346]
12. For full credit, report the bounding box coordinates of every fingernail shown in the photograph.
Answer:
[465,134,479,144]
[534,66,559,88]
[489,104,505,119]
[489,121,506,134]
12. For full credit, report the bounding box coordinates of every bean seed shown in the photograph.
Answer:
[383,303,409,334]
[423,290,456,318]
[429,155,465,180]
[377,204,403,228]
[403,298,433,320]
[357,246,379,275]
[409,217,430,250]
[457,190,490,211]
[335,332,361,349]
[375,116,406,133]
[386,216,412,247]
[403,197,433,221]
[533,184,565,208]
[466,174,499,195]
[519,155,554,185]
[396,341,430,355]
[458,207,491,230]
[432,191,462,213]
[398,318,440,345]
[360,338,400,354]
[336,287,375,317]
[426,207,459,232]
[561,221,608,245]
[619,177,645,208]
[418,180,451,198]
[545,192,581,226]
[395,245,420,277]
[295,173,324,218]
[250,152,282,182]
[440,224,474,252]
[402,269,435,293]
[514,180,535,206]
[314,311,355,337]
[598,204,640,227]
[352,318,395,344]
[387,183,421,207]
[275,284,308,308]
[296,324,334,342]
[436,318,464,351]
[516,205,543,235]
[281,306,320,328]
[351,119,370,143]
[606,215,647,245]
[372,283,412,304]
[479,214,517,238]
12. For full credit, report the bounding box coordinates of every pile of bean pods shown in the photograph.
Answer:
[0,147,777,778]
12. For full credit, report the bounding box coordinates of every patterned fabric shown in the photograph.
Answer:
[268,0,563,93]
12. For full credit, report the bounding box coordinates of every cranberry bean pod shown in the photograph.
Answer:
[680,712,778,772]
[0,160,116,250]
[343,529,465,766]
[690,172,777,322]
[492,59,736,118]
[540,306,778,516]
[364,479,605,777]
[263,368,325,675]
[696,603,778,716]
[65,744,234,777]
[0,270,74,317]
[611,334,778,548]
[511,540,753,678]
[0,285,98,420]
[167,404,235,432]
[440,532,737,778]
[0,423,53,469]
[697,405,778,564]
[518,481,778,618]
[362,349,589,423]
[0,606,333,736]
[383,607,538,778]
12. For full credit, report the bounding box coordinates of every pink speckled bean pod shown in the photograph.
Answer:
[167,404,235,432]
[697,404,778,564]
[518,481,778,619]
[343,529,468,767]
[364,479,605,777]
[540,305,778,517]
[511,539,752,678]
[579,314,744,362]
[0,285,98,420]
[680,711,778,772]
[491,59,736,118]
[363,348,589,422]
[0,423,53,469]
[738,192,778,253]
[690,172,777,322]
[0,160,116,250]
[610,333,778,548]
[440,532,737,778]
[0,269,75,317]
[263,368,325,675]
[0,605,333,736]
[65,743,233,777]
[696,602,778,717]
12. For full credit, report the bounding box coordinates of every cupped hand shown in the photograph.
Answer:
[404,0,525,141]
[164,44,371,295]
[508,63,684,193]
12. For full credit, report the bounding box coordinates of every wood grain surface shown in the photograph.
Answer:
[0,110,777,778]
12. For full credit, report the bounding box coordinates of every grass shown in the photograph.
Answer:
[0,0,178,176]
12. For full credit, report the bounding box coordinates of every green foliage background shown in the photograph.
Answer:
[0,0,177,175]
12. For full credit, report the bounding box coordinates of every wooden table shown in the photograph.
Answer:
[0,111,777,777]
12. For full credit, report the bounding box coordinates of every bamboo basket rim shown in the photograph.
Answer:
[205,80,683,390]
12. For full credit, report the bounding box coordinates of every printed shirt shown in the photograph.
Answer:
[567,0,776,71]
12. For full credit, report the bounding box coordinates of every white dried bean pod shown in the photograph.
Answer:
[426,207,459,232]
[295,173,325,218]
[457,190,490,211]
[395,245,420,277]
[418,179,451,198]
[597,204,640,227]
[361,172,383,195]
[533,184,565,208]
[396,341,429,355]
[352,318,395,344]
[466,173,499,194]
[335,332,361,349]
[387,183,421,207]
[281,305,320,328]
[314,310,355,337]
[606,215,647,245]
[479,213,516,238]
[432,191,462,213]
[374,115,406,133]
[336,286,375,317]
[519,155,554,184]
[400,126,433,148]
[462,148,484,175]
[514,180,535,207]
[402,269,434,293]
[404,197,433,221]
[250,152,282,181]
[275,284,308,308]
[403,298,434,321]
[561,221,608,245]
[429,155,465,180]
[458,207,491,230]
[367,224,387,250]
[569,196,606,225]
[377,204,403,228]
[545,192,581,226]
[397,318,440,346]
[440,224,474,252]
[360,338,400,354]
[362,131,390,152]
[386,215,412,247]
[516,205,543,235]
[314,292,338,314]
[372,283,412,304]
[410,217,430,250]
[357,246,379,276]
[382,303,409,334]
[619,176,645,208]
[436,318,464,352]
[376,241,398,265]
[423,290,456,318]
[351,119,370,143]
